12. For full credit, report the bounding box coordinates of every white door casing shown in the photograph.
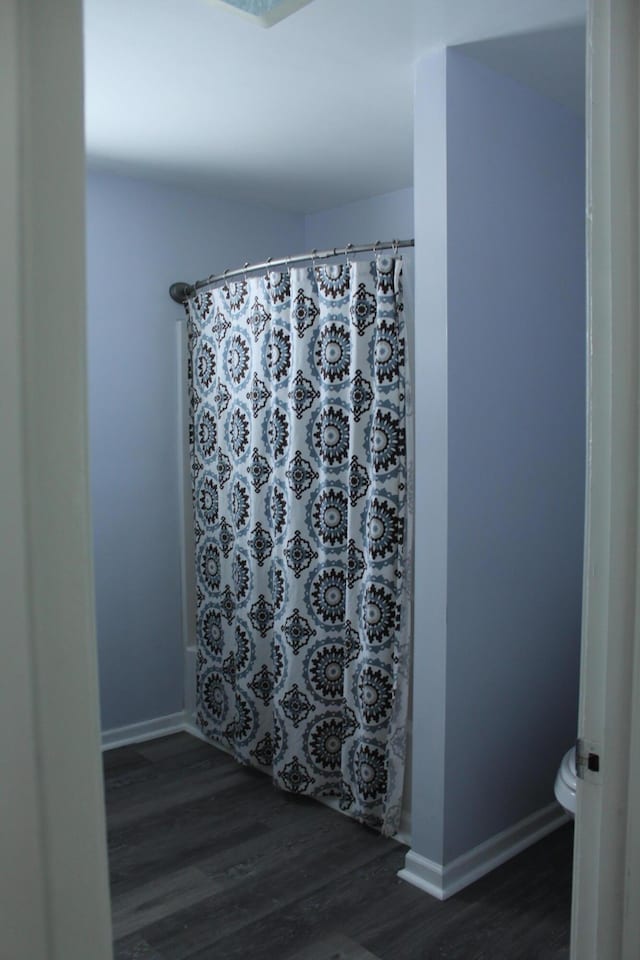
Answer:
[571,2,640,958]
[0,1,113,958]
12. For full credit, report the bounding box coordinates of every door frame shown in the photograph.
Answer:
[570,2,640,959]
[1,1,113,958]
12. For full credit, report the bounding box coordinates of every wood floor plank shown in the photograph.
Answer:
[135,732,211,763]
[108,763,264,848]
[111,865,214,940]
[105,734,572,960]
[284,932,383,960]
[105,753,241,833]
[176,849,404,960]
[113,934,165,960]
[104,755,160,793]
[103,745,155,774]
[138,823,399,959]
[109,813,271,895]
[354,826,573,960]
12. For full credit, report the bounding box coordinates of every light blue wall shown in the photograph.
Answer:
[86,169,304,731]
[444,50,585,861]
[304,187,414,250]
[411,49,585,865]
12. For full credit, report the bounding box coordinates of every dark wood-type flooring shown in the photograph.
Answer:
[105,732,573,960]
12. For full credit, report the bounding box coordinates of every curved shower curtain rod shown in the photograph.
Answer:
[169,237,415,304]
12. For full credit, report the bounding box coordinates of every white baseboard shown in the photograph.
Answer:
[101,711,188,751]
[399,851,446,899]
[398,802,569,900]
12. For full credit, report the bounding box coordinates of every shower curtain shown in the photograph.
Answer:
[186,255,412,834]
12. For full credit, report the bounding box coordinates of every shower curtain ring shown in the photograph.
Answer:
[243,261,250,283]
[345,243,354,263]
[372,240,381,257]
[392,239,399,256]
[311,248,318,272]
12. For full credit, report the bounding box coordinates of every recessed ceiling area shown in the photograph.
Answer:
[206,0,315,27]
[84,0,586,214]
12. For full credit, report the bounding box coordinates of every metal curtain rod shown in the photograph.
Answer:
[169,237,414,304]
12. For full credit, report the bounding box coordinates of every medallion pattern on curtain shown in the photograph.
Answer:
[186,256,410,834]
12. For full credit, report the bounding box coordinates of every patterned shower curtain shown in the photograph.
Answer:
[186,255,411,835]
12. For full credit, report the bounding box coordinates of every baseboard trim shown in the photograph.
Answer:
[101,711,187,751]
[398,852,445,898]
[398,802,569,900]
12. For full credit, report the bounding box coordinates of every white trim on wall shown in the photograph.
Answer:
[101,714,255,756]
[398,803,569,901]
[102,712,189,751]
[101,713,225,752]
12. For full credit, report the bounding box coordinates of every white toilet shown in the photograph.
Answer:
[554,746,577,816]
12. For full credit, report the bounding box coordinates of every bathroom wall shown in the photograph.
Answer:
[411,49,585,866]
[86,169,304,731]
[444,49,585,861]
[304,187,414,250]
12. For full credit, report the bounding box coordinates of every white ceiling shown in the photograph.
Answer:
[84,0,586,214]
